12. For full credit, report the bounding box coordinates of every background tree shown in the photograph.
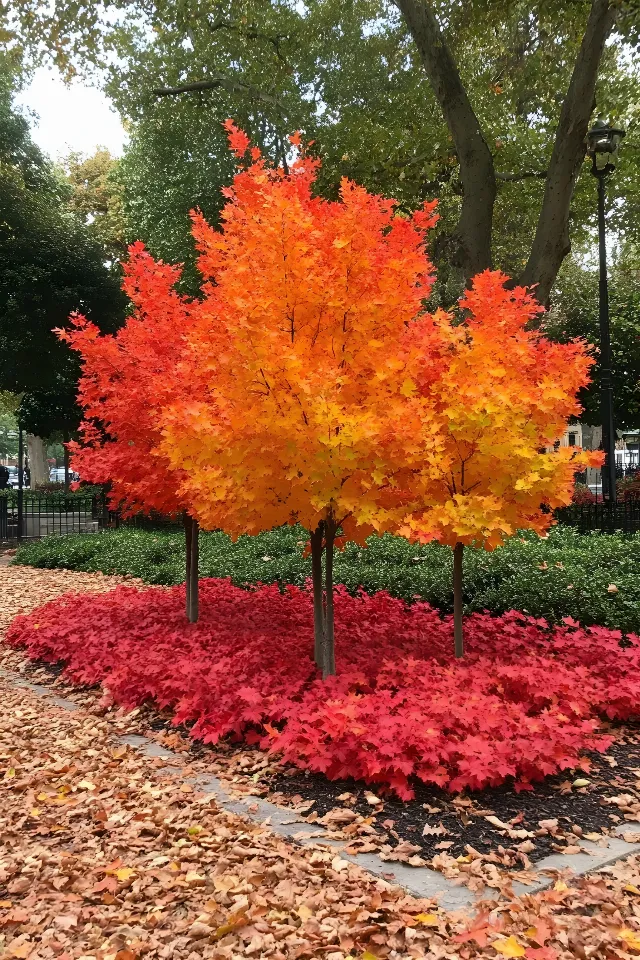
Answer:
[545,256,640,431]
[5,0,639,303]
[62,148,127,265]
[0,65,126,472]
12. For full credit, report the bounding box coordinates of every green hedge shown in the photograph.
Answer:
[14,525,640,634]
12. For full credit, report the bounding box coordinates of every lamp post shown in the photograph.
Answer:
[586,118,625,503]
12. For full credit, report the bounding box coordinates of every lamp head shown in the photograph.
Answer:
[587,118,625,176]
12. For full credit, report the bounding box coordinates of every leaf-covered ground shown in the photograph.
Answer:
[4,566,640,958]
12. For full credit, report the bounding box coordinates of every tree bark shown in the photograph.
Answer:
[321,517,337,678]
[189,518,199,623]
[63,431,70,492]
[518,0,616,305]
[26,435,48,489]
[394,0,496,278]
[310,522,325,667]
[453,543,464,658]
[184,512,193,620]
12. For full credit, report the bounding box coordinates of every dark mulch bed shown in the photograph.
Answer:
[18,658,640,866]
[265,731,640,864]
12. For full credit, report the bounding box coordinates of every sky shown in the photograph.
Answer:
[15,66,127,160]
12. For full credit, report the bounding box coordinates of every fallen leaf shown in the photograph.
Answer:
[492,935,525,957]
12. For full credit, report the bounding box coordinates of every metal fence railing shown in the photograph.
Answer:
[0,493,104,541]
[556,498,640,534]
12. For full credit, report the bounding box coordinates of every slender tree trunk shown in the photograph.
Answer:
[321,516,337,678]
[453,543,464,658]
[26,435,48,488]
[310,522,325,667]
[184,512,193,620]
[63,431,70,492]
[189,518,199,623]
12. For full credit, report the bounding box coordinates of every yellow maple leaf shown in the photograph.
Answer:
[492,935,526,957]
[115,867,135,882]
[619,928,640,951]
[415,913,439,926]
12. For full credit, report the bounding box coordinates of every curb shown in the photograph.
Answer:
[3,667,640,912]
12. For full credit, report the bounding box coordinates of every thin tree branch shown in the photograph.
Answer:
[496,169,548,182]
[153,76,281,108]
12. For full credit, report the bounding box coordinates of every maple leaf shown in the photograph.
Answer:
[453,911,503,947]
[492,936,526,957]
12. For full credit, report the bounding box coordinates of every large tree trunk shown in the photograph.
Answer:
[188,518,199,623]
[394,0,496,278]
[453,543,464,658]
[26,435,48,489]
[184,511,193,620]
[518,0,616,305]
[396,0,615,302]
[310,522,325,667]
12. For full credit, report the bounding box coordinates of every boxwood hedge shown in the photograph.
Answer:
[13,525,640,634]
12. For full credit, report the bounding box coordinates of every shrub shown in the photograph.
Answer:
[14,525,640,634]
[619,473,640,502]
[572,483,596,504]
[8,579,634,798]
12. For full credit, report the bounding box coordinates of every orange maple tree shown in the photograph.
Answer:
[397,270,602,654]
[159,122,439,675]
[58,246,203,620]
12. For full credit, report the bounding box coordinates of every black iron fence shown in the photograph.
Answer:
[0,492,105,541]
[0,491,183,541]
[1,483,640,543]
[556,498,640,534]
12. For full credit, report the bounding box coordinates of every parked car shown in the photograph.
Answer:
[6,466,19,488]
[49,467,80,483]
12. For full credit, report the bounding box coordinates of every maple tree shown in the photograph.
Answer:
[396,271,602,655]
[58,247,202,621]
[158,121,439,677]
[147,123,600,665]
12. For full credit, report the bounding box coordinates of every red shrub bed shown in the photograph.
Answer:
[6,579,640,798]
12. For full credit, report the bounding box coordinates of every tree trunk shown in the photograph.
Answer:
[320,517,337,678]
[517,0,616,306]
[310,522,325,667]
[63,431,70,492]
[184,512,193,619]
[394,0,496,278]
[189,518,199,623]
[26,435,48,489]
[453,543,464,658]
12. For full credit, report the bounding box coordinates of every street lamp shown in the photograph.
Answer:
[586,118,625,503]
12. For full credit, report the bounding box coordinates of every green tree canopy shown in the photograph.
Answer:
[5,1,640,303]
[546,256,640,431]
[0,65,126,438]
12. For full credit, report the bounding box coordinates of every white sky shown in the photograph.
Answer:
[15,67,127,160]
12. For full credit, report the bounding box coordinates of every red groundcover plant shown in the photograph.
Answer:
[8,582,638,798]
